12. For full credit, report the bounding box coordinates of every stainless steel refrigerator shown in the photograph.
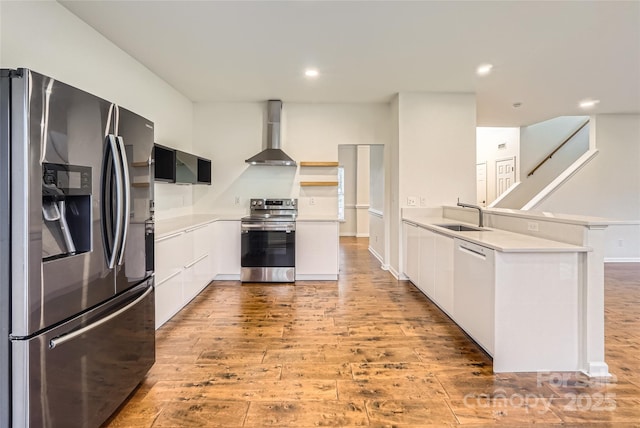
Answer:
[0,68,156,427]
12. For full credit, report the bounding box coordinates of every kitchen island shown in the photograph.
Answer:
[402,207,610,377]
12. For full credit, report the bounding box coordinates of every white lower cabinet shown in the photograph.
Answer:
[402,221,420,282]
[155,271,183,329]
[403,223,452,315]
[183,223,215,300]
[418,228,436,298]
[213,220,241,278]
[155,222,217,329]
[433,234,454,316]
[183,253,210,302]
[296,221,339,280]
[402,219,584,373]
[154,230,187,328]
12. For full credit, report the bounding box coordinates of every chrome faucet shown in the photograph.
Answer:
[457,198,484,228]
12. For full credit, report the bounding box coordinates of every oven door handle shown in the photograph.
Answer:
[241,223,295,232]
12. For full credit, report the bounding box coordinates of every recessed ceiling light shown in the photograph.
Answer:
[579,99,600,109]
[476,63,493,76]
[305,69,319,78]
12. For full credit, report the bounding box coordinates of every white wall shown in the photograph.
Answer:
[387,96,401,272]
[0,1,194,219]
[191,102,391,218]
[536,114,640,261]
[338,145,357,236]
[397,93,476,209]
[370,145,385,213]
[388,92,477,276]
[476,127,520,205]
[496,116,589,209]
[368,144,385,262]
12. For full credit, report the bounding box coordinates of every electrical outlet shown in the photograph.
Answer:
[309,197,316,206]
[618,239,624,247]
[527,222,539,232]
[234,196,240,205]
[420,197,427,207]
[407,196,417,206]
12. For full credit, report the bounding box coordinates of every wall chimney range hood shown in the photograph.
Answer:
[245,100,296,166]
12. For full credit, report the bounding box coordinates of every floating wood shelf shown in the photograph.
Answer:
[300,181,339,187]
[132,182,150,188]
[299,161,339,167]
[132,161,149,167]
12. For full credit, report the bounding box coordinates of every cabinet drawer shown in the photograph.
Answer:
[155,270,183,328]
[155,232,186,284]
[183,254,211,302]
[188,223,211,260]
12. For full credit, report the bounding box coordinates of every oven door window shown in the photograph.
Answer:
[241,230,295,267]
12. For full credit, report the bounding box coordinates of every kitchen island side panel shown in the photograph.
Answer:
[493,251,580,372]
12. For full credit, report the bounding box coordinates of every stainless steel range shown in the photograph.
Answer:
[241,198,297,283]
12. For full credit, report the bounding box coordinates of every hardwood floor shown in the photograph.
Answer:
[104,238,640,427]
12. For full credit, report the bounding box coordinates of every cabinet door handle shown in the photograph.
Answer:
[459,245,487,259]
[185,253,208,269]
[185,224,208,233]
[157,269,182,286]
[156,231,184,242]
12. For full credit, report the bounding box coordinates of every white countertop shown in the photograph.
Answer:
[403,214,590,253]
[296,215,339,222]
[155,214,222,238]
[155,213,339,238]
[444,206,634,227]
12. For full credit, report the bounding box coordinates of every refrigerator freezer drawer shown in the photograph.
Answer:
[11,282,155,428]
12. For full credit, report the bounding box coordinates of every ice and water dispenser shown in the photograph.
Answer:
[41,162,92,261]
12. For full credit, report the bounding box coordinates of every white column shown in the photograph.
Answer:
[582,225,610,377]
[356,145,370,237]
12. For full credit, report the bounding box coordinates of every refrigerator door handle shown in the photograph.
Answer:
[115,135,131,266]
[105,134,124,269]
[48,285,153,349]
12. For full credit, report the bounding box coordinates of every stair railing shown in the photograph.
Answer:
[527,120,590,177]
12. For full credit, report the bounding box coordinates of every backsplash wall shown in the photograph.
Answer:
[191,102,391,217]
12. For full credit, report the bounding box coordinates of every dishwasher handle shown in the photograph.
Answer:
[457,241,489,260]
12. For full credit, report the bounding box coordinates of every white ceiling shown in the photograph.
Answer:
[60,0,640,127]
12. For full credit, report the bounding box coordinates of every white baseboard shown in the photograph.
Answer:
[214,274,241,281]
[339,233,357,237]
[604,258,640,263]
[368,246,384,264]
[356,233,370,238]
[388,265,403,280]
[582,362,611,378]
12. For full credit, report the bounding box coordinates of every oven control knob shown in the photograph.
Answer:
[292,200,296,206]
[285,200,290,206]
[257,200,263,206]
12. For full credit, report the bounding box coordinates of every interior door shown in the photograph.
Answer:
[476,162,487,207]
[496,157,515,199]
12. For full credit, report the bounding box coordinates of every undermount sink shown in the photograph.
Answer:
[434,223,487,232]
